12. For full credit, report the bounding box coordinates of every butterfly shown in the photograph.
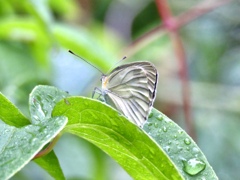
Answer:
[69,51,158,127]
[93,61,158,127]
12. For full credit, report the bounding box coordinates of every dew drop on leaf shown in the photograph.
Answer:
[182,158,206,175]
[162,126,167,132]
[177,146,183,151]
[156,115,163,121]
[178,130,183,134]
[148,112,153,118]
[192,147,199,153]
[148,122,153,127]
[184,138,191,145]
[164,146,170,152]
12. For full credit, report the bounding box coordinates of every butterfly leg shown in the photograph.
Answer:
[92,87,102,99]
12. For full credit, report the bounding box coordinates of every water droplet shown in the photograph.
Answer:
[164,146,170,152]
[148,122,153,127]
[184,138,191,145]
[168,140,172,145]
[182,158,206,175]
[178,130,183,134]
[192,147,199,153]
[177,146,183,151]
[157,115,163,121]
[154,123,158,128]
[162,126,167,132]
[148,112,153,118]
[174,134,177,138]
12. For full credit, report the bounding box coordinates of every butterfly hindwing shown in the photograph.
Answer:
[102,62,158,126]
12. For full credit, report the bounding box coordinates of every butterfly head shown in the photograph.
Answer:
[101,75,108,90]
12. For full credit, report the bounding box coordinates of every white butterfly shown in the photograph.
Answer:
[69,51,158,127]
[94,61,158,127]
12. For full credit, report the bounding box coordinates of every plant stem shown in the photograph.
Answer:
[155,0,195,139]
[125,0,231,56]
[33,133,61,159]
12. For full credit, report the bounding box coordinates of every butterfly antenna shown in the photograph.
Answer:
[106,56,127,74]
[68,50,104,74]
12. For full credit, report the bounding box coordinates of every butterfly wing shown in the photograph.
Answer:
[102,62,158,126]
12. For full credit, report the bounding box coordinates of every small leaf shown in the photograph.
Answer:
[143,109,218,179]
[53,97,183,180]
[34,151,65,180]
[0,92,29,127]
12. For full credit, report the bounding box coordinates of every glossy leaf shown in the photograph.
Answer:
[0,92,29,127]
[143,109,218,179]
[0,86,68,179]
[53,96,184,180]
[0,117,67,180]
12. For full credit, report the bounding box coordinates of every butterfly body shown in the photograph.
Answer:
[99,61,158,126]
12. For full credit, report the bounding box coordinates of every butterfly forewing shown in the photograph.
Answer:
[102,62,158,126]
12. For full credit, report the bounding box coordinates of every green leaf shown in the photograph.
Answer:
[0,116,67,180]
[0,92,30,127]
[29,85,69,124]
[34,151,65,180]
[52,97,183,180]
[143,109,218,179]
[27,85,70,179]
[0,86,69,179]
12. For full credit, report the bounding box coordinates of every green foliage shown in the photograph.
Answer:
[0,0,237,179]
[144,110,218,179]
[0,86,67,179]
[0,85,218,179]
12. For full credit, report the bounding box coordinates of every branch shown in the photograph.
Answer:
[125,0,231,56]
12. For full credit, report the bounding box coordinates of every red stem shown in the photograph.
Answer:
[155,0,195,139]
[170,32,194,139]
[125,0,231,56]
[33,134,61,159]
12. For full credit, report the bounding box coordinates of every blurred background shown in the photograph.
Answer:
[0,0,239,179]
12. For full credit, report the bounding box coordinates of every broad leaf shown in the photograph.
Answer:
[53,97,184,180]
[0,117,67,180]
[53,96,218,179]
[34,151,65,180]
[143,109,218,179]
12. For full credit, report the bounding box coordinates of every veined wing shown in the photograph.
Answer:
[104,62,158,126]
